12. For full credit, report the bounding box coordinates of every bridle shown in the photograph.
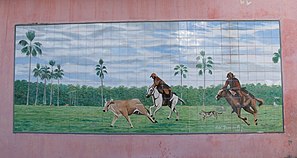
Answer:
[147,86,160,104]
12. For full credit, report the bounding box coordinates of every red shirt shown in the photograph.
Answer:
[222,77,241,90]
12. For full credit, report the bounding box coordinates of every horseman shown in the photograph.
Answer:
[150,73,172,105]
[222,72,247,107]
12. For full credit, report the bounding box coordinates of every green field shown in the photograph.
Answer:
[14,104,283,134]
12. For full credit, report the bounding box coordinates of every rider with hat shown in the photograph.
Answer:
[222,72,246,107]
[150,73,172,105]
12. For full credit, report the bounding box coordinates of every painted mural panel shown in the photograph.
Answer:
[14,21,283,134]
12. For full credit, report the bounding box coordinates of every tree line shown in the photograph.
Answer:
[14,80,282,107]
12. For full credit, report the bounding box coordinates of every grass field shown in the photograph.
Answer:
[14,104,283,134]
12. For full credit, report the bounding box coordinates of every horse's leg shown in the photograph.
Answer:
[243,98,251,107]
[250,100,258,125]
[149,105,154,117]
[236,107,250,126]
[153,103,162,120]
[243,106,258,125]
[174,109,179,121]
[167,97,177,120]
[172,97,179,121]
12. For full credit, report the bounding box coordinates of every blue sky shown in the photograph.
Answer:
[15,21,281,88]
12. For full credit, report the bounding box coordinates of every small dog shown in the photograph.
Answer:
[199,110,223,120]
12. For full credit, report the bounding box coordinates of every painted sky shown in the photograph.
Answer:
[15,21,281,88]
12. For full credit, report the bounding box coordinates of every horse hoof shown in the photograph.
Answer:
[176,119,179,121]
[167,118,170,120]
[110,125,114,127]
[255,123,258,125]
[155,120,158,123]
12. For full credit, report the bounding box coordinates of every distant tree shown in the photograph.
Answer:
[272,48,281,63]
[49,60,56,106]
[40,65,50,105]
[54,64,64,106]
[18,30,42,105]
[174,64,188,86]
[95,59,108,106]
[196,50,214,108]
[32,63,42,106]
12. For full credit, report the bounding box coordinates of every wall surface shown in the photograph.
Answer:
[1,0,297,157]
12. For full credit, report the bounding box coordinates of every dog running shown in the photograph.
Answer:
[199,110,223,120]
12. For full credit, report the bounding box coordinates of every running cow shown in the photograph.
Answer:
[103,99,156,128]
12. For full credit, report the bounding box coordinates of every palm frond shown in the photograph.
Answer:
[200,51,205,56]
[208,70,213,75]
[18,40,28,46]
[34,42,42,47]
[196,63,203,69]
[21,46,29,54]
[33,45,42,55]
[26,31,35,41]
[272,56,279,63]
[207,60,214,64]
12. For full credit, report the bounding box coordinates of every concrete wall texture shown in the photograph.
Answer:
[0,0,297,157]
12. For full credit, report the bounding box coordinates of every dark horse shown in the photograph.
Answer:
[215,88,264,126]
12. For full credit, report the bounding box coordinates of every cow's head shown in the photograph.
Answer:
[103,99,114,112]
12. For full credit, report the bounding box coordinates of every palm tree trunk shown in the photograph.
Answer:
[26,54,32,105]
[203,69,206,110]
[57,79,60,106]
[43,80,47,105]
[50,80,53,106]
[35,78,39,106]
[180,73,183,86]
[101,78,104,107]
[180,73,183,105]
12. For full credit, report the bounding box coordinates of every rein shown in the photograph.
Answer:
[149,87,160,105]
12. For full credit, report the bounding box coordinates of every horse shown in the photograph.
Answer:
[215,88,264,126]
[145,86,185,121]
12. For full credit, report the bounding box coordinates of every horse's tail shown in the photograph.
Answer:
[256,98,264,106]
[178,97,185,105]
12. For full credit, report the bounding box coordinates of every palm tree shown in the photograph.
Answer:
[18,30,42,105]
[174,64,188,86]
[95,59,108,107]
[32,63,42,106]
[54,64,64,106]
[174,64,188,105]
[40,65,50,105]
[196,51,214,108]
[272,48,281,63]
[49,60,56,106]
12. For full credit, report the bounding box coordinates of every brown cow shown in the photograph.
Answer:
[103,99,156,128]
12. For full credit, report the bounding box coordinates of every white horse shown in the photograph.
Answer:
[145,86,185,121]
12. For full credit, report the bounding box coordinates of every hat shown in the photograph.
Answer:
[226,72,234,78]
[150,73,157,78]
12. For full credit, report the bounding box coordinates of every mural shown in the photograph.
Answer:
[14,21,283,134]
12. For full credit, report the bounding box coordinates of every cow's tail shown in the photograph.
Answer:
[256,98,264,106]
